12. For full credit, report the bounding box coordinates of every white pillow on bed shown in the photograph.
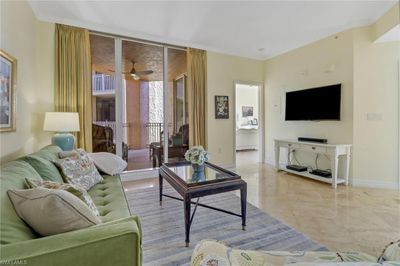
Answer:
[88,152,127,176]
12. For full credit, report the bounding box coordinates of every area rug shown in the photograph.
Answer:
[126,185,326,266]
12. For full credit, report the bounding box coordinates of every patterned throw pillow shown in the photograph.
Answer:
[25,178,100,217]
[54,149,103,191]
[378,240,400,263]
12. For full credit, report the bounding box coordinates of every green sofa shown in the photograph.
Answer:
[0,145,142,266]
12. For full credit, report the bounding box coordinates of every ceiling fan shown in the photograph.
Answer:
[109,61,153,80]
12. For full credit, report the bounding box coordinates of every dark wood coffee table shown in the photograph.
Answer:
[159,161,247,247]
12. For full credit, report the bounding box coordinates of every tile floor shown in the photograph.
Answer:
[123,150,400,257]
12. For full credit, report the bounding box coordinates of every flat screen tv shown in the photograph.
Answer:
[285,84,341,121]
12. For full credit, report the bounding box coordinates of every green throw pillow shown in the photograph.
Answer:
[25,178,100,216]
[22,155,64,183]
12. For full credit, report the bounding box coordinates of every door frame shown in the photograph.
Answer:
[233,81,265,166]
[90,31,187,175]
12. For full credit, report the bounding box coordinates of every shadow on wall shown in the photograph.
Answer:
[31,111,53,151]
[0,148,25,164]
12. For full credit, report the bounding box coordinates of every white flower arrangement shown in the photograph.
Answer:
[184,146,209,165]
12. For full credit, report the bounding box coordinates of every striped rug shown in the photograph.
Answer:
[126,185,326,266]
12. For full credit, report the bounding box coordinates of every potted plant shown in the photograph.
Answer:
[184,146,208,173]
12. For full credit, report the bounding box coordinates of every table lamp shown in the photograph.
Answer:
[43,112,80,151]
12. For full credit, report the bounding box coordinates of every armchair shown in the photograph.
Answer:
[92,124,128,162]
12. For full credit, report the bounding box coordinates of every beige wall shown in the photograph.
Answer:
[207,52,263,165]
[263,9,399,188]
[352,26,400,187]
[0,0,55,163]
[125,80,141,149]
[264,29,354,173]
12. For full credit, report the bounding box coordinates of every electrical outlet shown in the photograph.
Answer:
[218,147,222,153]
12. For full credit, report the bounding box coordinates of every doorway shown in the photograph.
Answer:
[90,33,188,173]
[234,82,263,166]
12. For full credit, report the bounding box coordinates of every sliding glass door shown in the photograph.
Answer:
[90,33,187,172]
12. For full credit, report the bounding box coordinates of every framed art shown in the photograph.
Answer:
[215,95,229,119]
[242,106,253,117]
[0,49,17,132]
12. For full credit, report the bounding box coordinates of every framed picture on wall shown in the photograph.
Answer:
[0,49,17,132]
[242,106,253,117]
[215,95,229,119]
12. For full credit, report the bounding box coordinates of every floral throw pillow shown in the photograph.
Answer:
[25,178,100,217]
[54,149,103,191]
[378,240,400,263]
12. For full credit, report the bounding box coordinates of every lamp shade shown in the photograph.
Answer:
[43,112,80,132]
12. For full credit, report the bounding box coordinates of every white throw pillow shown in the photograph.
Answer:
[88,152,127,176]
[8,187,101,236]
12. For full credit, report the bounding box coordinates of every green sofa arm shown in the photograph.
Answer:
[0,216,142,266]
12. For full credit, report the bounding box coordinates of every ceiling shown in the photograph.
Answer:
[90,34,186,81]
[29,1,397,60]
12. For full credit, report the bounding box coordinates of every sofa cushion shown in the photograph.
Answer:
[0,160,42,244]
[31,145,63,161]
[55,149,103,190]
[88,175,130,223]
[8,187,102,236]
[88,152,127,176]
[21,155,63,183]
[25,178,100,217]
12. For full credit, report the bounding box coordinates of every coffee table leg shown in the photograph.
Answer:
[240,183,247,230]
[159,174,163,206]
[184,195,191,247]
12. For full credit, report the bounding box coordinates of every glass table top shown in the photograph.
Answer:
[167,163,239,186]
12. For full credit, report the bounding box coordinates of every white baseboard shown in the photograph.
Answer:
[264,159,275,167]
[217,163,236,170]
[352,179,399,190]
[120,168,158,182]
[265,159,399,190]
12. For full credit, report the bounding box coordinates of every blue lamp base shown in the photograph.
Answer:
[52,133,75,151]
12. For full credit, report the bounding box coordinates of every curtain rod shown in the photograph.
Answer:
[90,30,187,52]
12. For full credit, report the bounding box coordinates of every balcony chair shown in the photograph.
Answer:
[92,124,128,162]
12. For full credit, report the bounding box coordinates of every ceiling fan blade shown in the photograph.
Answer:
[135,70,153,75]
[108,69,129,74]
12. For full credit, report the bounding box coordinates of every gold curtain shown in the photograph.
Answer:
[55,24,92,151]
[187,48,207,148]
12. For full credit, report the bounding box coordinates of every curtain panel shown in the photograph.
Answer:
[187,48,207,148]
[55,24,92,151]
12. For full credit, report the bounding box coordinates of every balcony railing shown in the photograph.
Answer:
[94,121,173,147]
[92,74,115,94]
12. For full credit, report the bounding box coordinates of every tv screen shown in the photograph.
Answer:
[285,84,341,121]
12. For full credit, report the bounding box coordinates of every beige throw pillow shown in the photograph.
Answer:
[25,178,100,216]
[54,149,103,191]
[88,152,127,176]
[8,187,101,236]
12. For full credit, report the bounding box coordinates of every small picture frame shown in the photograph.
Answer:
[215,95,229,119]
[0,49,17,132]
[242,106,253,117]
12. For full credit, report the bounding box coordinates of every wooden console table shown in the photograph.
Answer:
[274,139,352,188]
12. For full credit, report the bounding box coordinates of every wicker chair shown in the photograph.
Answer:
[92,124,128,162]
